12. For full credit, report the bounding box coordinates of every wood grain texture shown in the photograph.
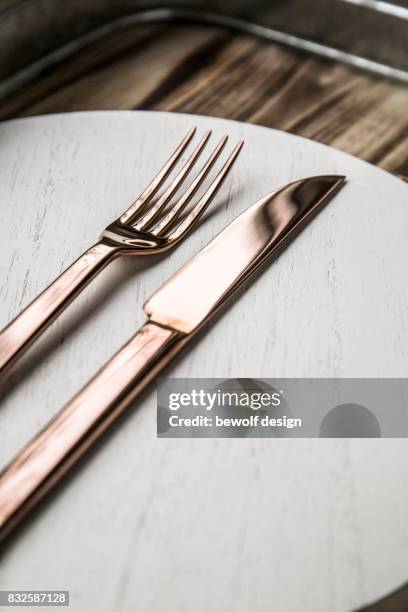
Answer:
[0,23,407,179]
[0,111,407,612]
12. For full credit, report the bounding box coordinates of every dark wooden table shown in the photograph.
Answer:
[1,22,407,180]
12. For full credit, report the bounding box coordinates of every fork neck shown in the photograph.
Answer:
[101,221,166,252]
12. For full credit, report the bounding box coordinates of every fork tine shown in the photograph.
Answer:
[152,135,228,237]
[167,140,244,243]
[134,130,211,232]
[119,127,196,225]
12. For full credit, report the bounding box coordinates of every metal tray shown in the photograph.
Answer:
[0,0,407,101]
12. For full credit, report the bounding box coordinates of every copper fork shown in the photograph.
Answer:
[0,128,243,377]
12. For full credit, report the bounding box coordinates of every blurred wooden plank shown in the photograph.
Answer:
[0,23,407,179]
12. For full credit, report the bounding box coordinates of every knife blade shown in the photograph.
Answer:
[146,175,345,333]
[0,175,345,541]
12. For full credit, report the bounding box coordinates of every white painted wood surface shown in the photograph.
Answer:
[0,111,407,612]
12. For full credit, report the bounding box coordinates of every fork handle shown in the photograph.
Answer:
[0,321,180,541]
[0,241,118,377]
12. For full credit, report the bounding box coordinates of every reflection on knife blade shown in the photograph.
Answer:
[146,175,346,332]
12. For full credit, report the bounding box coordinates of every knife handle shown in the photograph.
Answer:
[0,241,118,379]
[0,322,179,542]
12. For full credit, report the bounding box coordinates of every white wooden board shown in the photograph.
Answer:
[0,111,407,612]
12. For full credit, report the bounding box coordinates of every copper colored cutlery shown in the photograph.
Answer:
[0,127,243,378]
[0,171,345,541]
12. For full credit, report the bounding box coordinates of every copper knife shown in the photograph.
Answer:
[0,174,345,541]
